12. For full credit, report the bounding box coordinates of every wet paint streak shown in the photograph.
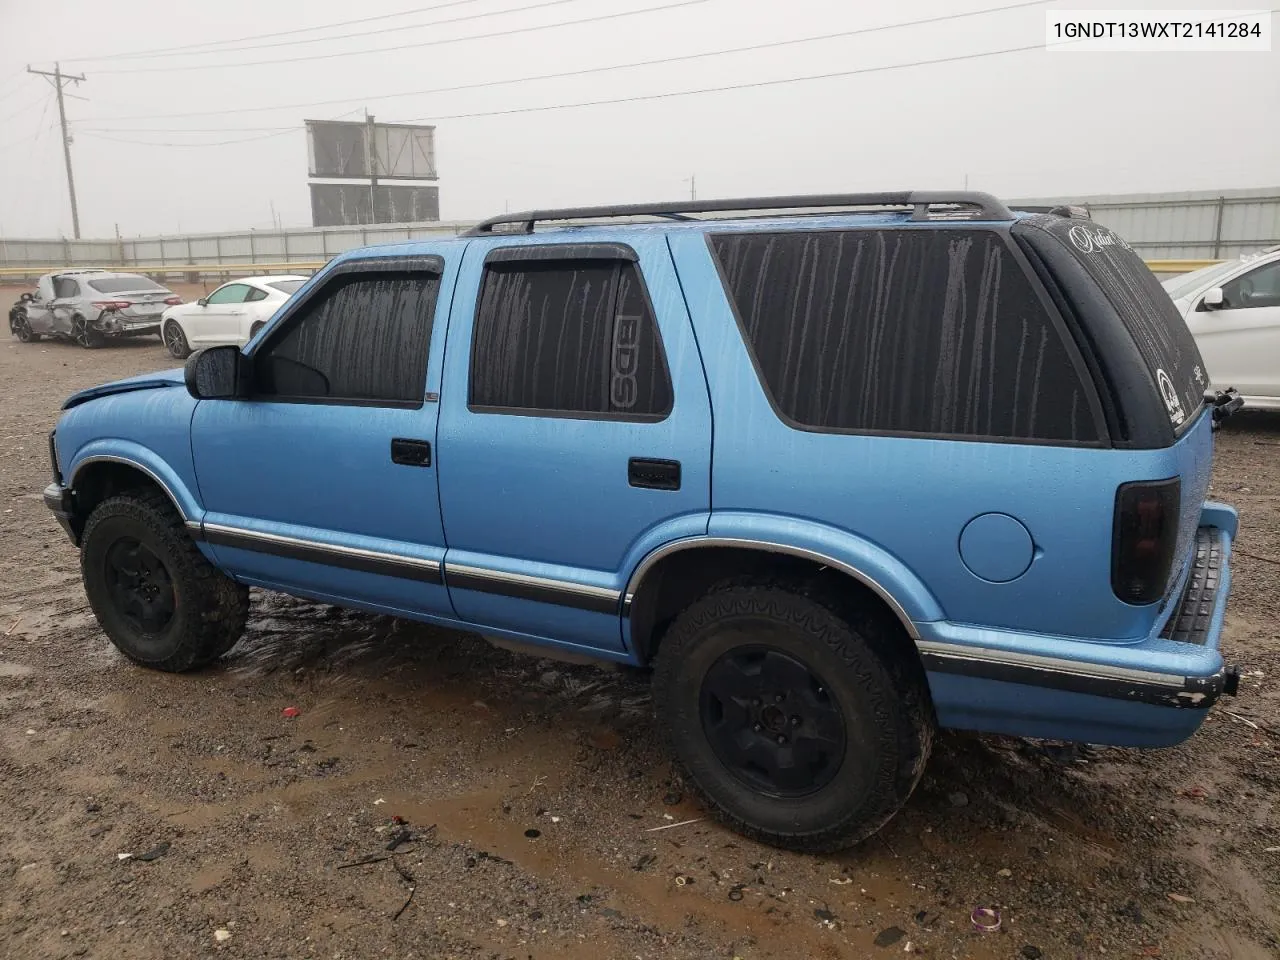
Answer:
[471,261,671,417]
[1025,215,1205,429]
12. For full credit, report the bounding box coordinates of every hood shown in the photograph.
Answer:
[62,367,186,410]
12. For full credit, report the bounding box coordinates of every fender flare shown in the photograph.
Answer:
[624,533,941,641]
[68,444,201,524]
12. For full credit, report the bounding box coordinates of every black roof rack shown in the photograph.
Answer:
[462,191,1015,236]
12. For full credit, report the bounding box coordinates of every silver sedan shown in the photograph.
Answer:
[8,269,180,349]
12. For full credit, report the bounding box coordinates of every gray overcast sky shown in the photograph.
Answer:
[0,0,1275,238]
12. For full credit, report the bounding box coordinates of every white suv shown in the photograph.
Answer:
[1163,246,1280,409]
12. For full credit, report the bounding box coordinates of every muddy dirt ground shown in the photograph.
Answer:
[1,331,1277,960]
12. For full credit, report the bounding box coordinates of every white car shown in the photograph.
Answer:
[1163,246,1280,410]
[161,275,309,359]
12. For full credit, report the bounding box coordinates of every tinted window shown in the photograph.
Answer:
[1221,260,1280,310]
[256,272,439,404]
[244,286,269,303]
[1018,216,1204,432]
[206,283,251,305]
[86,276,166,293]
[53,278,79,298]
[712,229,1099,443]
[470,258,672,419]
[267,280,305,295]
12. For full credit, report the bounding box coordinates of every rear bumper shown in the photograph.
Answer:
[917,503,1238,747]
[95,314,161,336]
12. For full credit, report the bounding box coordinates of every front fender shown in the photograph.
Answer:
[701,511,945,627]
[67,439,203,523]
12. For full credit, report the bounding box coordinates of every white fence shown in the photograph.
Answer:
[3,188,1278,280]
[0,221,476,280]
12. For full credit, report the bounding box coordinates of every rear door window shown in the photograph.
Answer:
[1017,216,1206,432]
[710,228,1101,444]
[470,258,673,420]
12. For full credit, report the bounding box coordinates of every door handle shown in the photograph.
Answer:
[391,438,432,467]
[628,458,680,491]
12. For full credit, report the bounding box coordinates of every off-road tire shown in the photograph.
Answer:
[652,578,934,852]
[162,320,190,359]
[81,490,249,672]
[72,314,105,349]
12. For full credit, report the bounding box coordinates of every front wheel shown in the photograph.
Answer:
[72,314,104,349]
[652,580,934,852]
[162,320,190,359]
[81,490,249,672]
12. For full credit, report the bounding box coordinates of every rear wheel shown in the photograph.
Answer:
[72,314,104,349]
[652,579,934,852]
[81,490,249,672]
[10,310,38,342]
[163,320,190,359]
[249,320,265,339]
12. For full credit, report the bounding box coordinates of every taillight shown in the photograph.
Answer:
[164,296,182,305]
[92,300,131,310]
[1112,478,1180,604]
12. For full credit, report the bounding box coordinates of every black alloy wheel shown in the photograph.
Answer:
[102,536,177,634]
[699,645,847,797]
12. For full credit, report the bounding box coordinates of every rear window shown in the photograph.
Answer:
[268,280,305,295]
[1019,216,1206,432]
[710,228,1101,444]
[86,276,167,294]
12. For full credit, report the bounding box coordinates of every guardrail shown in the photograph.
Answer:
[0,257,1219,283]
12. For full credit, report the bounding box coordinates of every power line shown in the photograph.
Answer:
[407,40,1051,123]
[0,94,48,125]
[78,128,302,147]
[78,0,1053,125]
[79,39,1052,147]
[89,0,711,73]
[74,0,587,63]
[63,0,492,62]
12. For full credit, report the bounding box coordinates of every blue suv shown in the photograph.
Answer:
[43,193,1244,852]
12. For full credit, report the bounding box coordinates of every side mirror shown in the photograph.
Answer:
[184,345,247,400]
[197,298,208,307]
[1202,287,1225,309]
[19,292,34,302]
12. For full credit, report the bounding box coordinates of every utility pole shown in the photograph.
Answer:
[687,174,697,201]
[28,64,86,239]
[364,111,378,225]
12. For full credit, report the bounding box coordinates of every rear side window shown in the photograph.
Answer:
[1019,216,1205,432]
[711,229,1100,443]
[256,272,439,405]
[470,258,673,419]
